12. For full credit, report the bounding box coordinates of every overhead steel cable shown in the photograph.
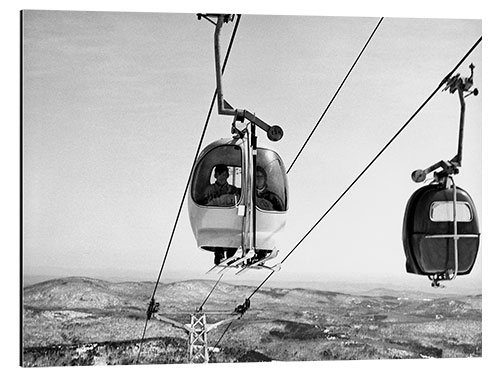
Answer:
[212,319,235,351]
[287,17,384,174]
[135,14,242,364]
[198,274,225,311]
[246,35,482,302]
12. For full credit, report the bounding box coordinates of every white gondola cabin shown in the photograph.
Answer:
[189,14,289,271]
[188,138,288,268]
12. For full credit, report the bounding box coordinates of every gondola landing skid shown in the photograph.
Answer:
[207,247,281,275]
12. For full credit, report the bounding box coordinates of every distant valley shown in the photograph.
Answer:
[22,277,481,366]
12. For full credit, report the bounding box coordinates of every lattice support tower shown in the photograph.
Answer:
[154,303,248,364]
[188,313,209,363]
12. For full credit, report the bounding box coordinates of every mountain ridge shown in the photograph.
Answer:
[22,276,482,365]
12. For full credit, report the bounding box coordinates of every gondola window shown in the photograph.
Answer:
[429,201,473,222]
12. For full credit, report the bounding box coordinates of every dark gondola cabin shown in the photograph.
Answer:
[402,64,480,286]
[403,181,480,280]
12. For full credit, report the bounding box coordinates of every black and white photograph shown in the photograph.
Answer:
[11,1,500,373]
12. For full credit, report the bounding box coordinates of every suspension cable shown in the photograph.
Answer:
[212,320,235,351]
[246,35,482,301]
[198,274,225,311]
[287,17,384,174]
[135,15,242,364]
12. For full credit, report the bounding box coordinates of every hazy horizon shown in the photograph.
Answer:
[23,266,482,296]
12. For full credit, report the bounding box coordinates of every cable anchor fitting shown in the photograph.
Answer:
[146,298,160,320]
[234,298,250,316]
[443,63,479,97]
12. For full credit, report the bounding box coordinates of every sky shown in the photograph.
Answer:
[20,8,487,294]
[5,1,500,374]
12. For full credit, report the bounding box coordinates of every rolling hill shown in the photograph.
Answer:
[22,277,481,366]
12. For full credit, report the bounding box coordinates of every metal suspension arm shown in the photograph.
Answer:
[411,63,478,183]
[411,160,457,183]
[205,314,242,333]
[450,79,466,167]
[154,314,192,333]
[446,63,478,168]
[201,13,284,142]
[214,14,235,116]
[154,308,245,333]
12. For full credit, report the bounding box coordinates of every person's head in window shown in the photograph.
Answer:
[256,166,267,191]
[203,164,240,206]
[255,166,284,211]
[214,164,229,185]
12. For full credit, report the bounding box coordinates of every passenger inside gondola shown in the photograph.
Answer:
[255,166,284,211]
[202,164,241,206]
